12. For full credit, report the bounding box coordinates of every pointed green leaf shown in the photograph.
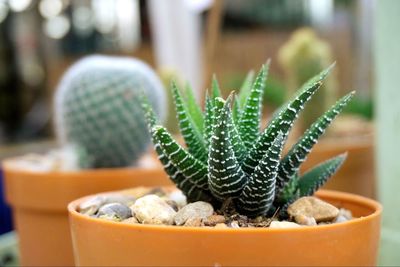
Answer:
[298,153,347,197]
[203,92,215,150]
[237,133,284,216]
[275,91,355,194]
[152,128,213,202]
[242,64,335,175]
[208,97,248,200]
[225,94,247,163]
[153,125,209,190]
[238,64,269,148]
[171,82,207,162]
[238,70,255,108]
[211,75,222,99]
[139,92,158,130]
[184,83,204,132]
[232,95,242,124]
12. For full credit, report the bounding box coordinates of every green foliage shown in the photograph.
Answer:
[55,55,166,168]
[144,63,353,217]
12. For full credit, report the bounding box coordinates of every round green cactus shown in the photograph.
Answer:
[54,55,166,169]
[278,28,337,131]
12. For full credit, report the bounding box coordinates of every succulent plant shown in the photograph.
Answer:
[278,28,337,131]
[54,55,166,169]
[143,62,353,217]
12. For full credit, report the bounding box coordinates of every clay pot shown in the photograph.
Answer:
[3,159,172,266]
[68,189,381,266]
[301,135,375,198]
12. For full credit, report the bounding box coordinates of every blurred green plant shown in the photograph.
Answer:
[54,55,166,169]
[278,28,337,131]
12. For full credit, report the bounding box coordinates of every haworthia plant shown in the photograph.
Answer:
[143,63,353,217]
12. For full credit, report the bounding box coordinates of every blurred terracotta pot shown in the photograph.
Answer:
[2,159,171,266]
[301,135,375,198]
[69,189,381,266]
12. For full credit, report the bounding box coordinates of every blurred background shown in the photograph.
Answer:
[0,0,374,144]
[1,0,399,265]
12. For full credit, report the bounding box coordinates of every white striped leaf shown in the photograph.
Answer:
[152,129,213,202]
[171,82,207,162]
[152,125,209,190]
[236,133,284,216]
[225,94,247,163]
[242,64,335,176]
[238,63,269,148]
[208,97,248,200]
[298,153,347,197]
[203,92,215,150]
[184,83,204,133]
[238,70,255,109]
[275,91,355,194]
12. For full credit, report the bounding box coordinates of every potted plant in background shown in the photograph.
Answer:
[278,28,375,198]
[2,55,172,266]
[68,63,381,266]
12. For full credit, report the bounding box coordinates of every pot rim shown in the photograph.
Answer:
[68,189,382,234]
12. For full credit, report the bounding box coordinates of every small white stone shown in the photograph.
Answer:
[338,208,353,220]
[269,221,301,229]
[168,190,187,208]
[131,194,177,225]
[230,221,240,228]
[174,201,214,226]
[334,215,348,223]
[333,209,353,224]
[294,214,317,226]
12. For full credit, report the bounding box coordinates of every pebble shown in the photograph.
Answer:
[147,187,167,197]
[184,217,203,227]
[338,208,353,219]
[174,201,214,226]
[165,200,179,212]
[214,223,228,228]
[294,214,317,226]
[131,194,177,225]
[287,196,339,223]
[269,221,301,228]
[122,217,139,224]
[97,203,132,221]
[334,208,353,223]
[79,194,135,216]
[168,190,187,208]
[80,196,105,216]
[230,221,240,228]
[203,215,226,226]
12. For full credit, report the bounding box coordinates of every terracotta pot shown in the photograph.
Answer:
[2,159,172,266]
[301,135,375,199]
[69,189,381,266]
